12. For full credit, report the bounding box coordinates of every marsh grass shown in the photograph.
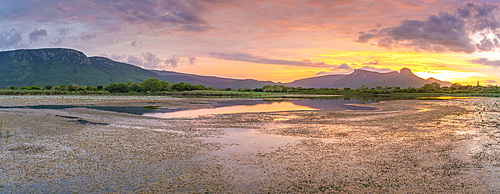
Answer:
[0,118,16,138]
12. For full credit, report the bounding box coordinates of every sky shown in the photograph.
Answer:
[1,0,499,85]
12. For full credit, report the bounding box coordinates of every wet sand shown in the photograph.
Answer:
[1,95,499,193]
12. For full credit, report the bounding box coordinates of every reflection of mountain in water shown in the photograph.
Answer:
[3,97,414,116]
[290,99,377,111]
[212,98,379,111]
[213,100,274,108]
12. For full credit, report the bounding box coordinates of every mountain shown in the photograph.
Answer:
[284,74,345,88]
[325,68,452,88]
[0,48,452,90]
[152,70,277,89]
[0,48,162,88]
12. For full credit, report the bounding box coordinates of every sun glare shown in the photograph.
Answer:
[414,70,485,82]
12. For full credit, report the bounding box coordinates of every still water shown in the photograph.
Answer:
[144,101,316,118]
[2,96,459,118]
[144,98,380,118]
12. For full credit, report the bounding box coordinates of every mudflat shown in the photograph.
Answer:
[1,95,499,193]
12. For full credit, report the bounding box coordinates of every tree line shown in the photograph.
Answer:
[4,80,500,95]
[237,82,500,95]
[5,79,208,93]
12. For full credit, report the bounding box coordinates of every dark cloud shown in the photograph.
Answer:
[188,56,196,65]
[28,28,48,43]
[209,52,332,67]
[357,3,500,53]
[355,34,377,43]
[469,58,500,68]
[476,36,499,51]
[0,29,23,49]
[131,39,138,47]
[164,55,182,68]
[0,0,229,33]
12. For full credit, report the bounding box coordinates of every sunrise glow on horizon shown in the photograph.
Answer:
[1,0,499,85]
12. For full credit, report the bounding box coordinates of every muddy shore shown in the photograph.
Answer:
[1,95,499,193]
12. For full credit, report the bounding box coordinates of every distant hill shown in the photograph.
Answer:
[284,74,345,88]
[0,48,452,89]
[0,48,162,88]
[152,70,277,89]
[325,68,452,89]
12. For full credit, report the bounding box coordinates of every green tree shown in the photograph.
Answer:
[105,83,130,93]
[129,82,143,92]
[67,84,75,91]
[160,81,173,91]
[44,85,52,90]
[141,79,162,92]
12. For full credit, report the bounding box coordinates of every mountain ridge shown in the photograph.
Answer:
[0,48,453,89]
[0,48,162,88]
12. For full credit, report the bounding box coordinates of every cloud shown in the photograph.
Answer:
[49,28,69,46]
[126,53,164,68]
[355,34,377,43]
[28,28,48,43]
[131,39,138,47]
[315,71,333,75]
[328,63,354,72]
[188,56,196,65]
[209,52,332,67]
[357,3,500,53]
[103,52,193,69]
[363,60,379,66]
[164,55,182,68]
[485,80,497,84]
[141,52,163,68]
[469,58,500,68]
[0,0,228,33]
[359,66,394,73]
[110,54,126,61]
[80,32,97,41]
[337,63,353,70]
[127,55,144,66]
[0,29,23,49]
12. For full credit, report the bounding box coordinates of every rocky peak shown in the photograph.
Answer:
[399,68,413,75]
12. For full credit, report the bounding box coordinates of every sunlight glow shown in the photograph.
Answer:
[414,70,485,82]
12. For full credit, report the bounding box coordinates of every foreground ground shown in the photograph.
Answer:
[0,95,499,193]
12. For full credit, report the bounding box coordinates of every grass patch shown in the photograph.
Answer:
[0,118,16,138]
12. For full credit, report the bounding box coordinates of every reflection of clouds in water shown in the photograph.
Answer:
[144,102,317,118]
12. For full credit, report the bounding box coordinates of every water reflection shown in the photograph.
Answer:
[143,102,317,118]
[144,97,387,118]
[201,128,302,153]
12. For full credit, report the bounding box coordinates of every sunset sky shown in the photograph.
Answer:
[1,0,499,85]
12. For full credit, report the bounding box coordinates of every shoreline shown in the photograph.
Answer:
[1,96,499,192]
